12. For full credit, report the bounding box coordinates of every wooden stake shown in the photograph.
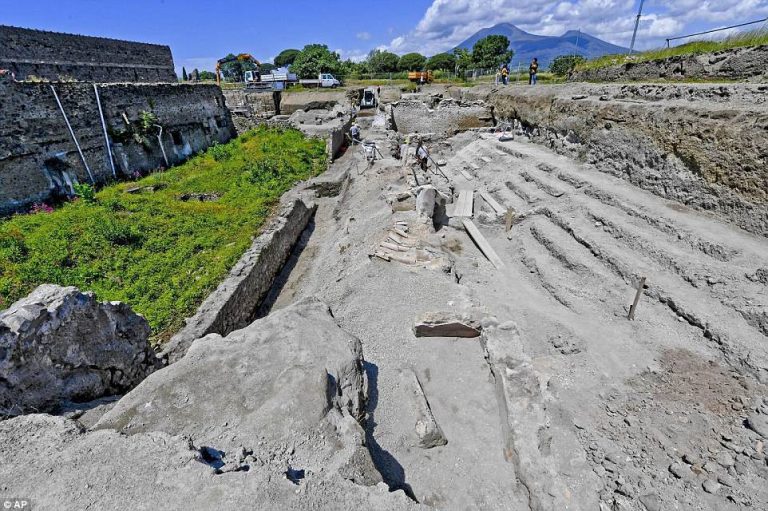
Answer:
[505,208,515,232]
[628,277,647,321]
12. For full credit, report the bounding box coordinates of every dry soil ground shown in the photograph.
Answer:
[264,105,768,510]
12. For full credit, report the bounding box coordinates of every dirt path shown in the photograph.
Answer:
[266,112,768,510]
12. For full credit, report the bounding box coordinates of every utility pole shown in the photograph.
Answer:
[629,0,645,54]
[575,29,581,57]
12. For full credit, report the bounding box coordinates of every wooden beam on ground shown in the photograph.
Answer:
[460,170,474,181]
[452,190,474,218]
[628,277,647,321]
[462,219,504,269]
[479,191,506,215]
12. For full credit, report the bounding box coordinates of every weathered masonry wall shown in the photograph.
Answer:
[466,84,768,237]
[0,25,177,83]
[570,44,768,82]
[161,194,317,363]
[0,81,236,213]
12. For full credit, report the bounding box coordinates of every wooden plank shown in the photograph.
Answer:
[479,191,506,215]
[462,219,504,270]
[453,190,474,218]
[468,162,480,171]
[381,241,408,252]
[628,277,647,321]
[480,156,492,163]
[392,228,409,238]
[460,169,474,181]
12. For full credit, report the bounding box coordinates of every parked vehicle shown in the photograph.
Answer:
[408,71,433,83]
[244,68,297,90]
[360,87,377,108]
[216,54,260,85]
[299,73,342,88]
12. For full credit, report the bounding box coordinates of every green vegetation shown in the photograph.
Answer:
[274,49,300,68]
[575,28,768,72]
[398,52,427,72]
[218,53,258,82]
[0,127,326,340]
[426,53,457,71]
[550,55,586,76]
[471,35,513,69]
[291,44,343,78]
[367,49,401,73]
[198,70,216,81]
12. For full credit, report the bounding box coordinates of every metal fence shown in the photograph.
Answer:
[665,17,768,48]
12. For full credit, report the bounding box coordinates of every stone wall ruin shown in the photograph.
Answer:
[0,81,236,214]
[0,25,177,83]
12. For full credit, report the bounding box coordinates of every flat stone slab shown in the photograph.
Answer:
[403,369,447,449]
[413,312,482,338]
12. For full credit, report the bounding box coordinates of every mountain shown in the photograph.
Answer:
[455,23,629,69]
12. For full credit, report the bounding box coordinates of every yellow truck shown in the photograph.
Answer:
[408,71,433,83]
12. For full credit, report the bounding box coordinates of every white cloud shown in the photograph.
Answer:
[382,0,768,55]
[356,31,372,41]
[337,48,369,62]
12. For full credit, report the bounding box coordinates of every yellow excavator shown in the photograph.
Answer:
[215,53,261,85]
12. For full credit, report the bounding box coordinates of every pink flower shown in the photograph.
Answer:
[31,203,54,214]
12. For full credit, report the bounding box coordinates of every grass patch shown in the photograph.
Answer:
[0,127,326,341]
[576,28,768,72]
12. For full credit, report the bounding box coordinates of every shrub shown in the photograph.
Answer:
[73,183,97,203]
[550,55,586,76]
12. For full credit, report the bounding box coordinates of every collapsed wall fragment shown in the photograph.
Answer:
[0,284,159,416]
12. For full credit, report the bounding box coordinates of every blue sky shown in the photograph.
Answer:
[3,0,767,74]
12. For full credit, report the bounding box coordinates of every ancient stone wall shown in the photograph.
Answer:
[222,89,281,133]
[161,194,317,363]
[0,25,177,83]
[0,81,235,214]
[569,44,768,82]
[391,99,495,136]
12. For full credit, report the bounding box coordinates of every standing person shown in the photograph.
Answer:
[529,58,539,85]
[416,138,429,171]
[501,64,510,85]
[377,85,381,98]
[495,68,501,85]
[350,123,362,144]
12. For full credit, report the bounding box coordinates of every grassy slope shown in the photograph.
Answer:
[576,29,768,72]
[0,127,326,339]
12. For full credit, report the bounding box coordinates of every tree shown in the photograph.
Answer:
[218,53,257,82]
[367,49,400,73]
[290,44,342,78]
[274,49,300,68]
[471,35,513,69]
[199,70,216,81]
[426,52,456,71]
[182,66,188,81]
[398,52,427,71]
[340,59,368,79]
[453,48,473,74]
[260,62,276,74]
[550,55,586,76]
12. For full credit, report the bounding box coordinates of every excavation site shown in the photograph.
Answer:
[1,11,768,511]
